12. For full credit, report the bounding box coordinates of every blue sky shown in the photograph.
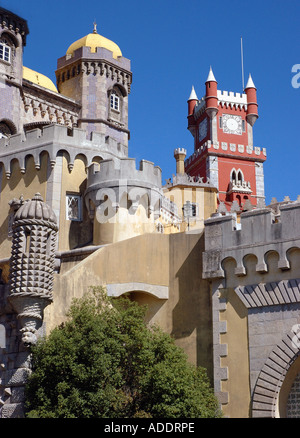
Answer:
[2,0,300,204]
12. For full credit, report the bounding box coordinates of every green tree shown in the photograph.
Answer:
[25,287,220,418]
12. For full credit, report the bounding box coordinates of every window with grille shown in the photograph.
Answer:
[110,92,120,111]
[66,194,81,221]
[0,39,11,63]
[183,201,198,218]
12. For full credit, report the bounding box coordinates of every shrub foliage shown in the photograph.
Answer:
[25,287,220,418]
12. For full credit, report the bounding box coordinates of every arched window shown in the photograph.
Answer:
[108,85,126,126]
[231,170,237,184]
[0,33,16,64]
[0,119,16,138]
[0,38,11,62]
[237,170,243,183]
[110,90,120,112]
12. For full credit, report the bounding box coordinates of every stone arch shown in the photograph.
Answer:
[278,354,300,417]
[252,325,300,417]
[91,155,104,166]
[0,31,19,48]
[0,118,17,137]
[286,247,300,270]
[220,256,237,280]
[264,249,280,272]
[74,153,88,168]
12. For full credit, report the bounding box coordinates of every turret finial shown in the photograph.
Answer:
[93,20,97,34]
[206,66,217,83]
[245,73,256,90]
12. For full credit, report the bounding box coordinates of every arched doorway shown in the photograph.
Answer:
[278,354,300,417]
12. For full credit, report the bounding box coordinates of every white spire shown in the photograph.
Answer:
[205,66,217,83]
[188,85,198,101]
[245,73,256,90]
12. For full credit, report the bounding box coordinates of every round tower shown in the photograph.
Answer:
[174,148,187,175]
[187,86,198,116]
[0,7,29,135]
[205,67,218,119]
[85,158,162,245]
[245,74,258,126]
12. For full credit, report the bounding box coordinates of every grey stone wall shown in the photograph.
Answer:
[202,200,300,417]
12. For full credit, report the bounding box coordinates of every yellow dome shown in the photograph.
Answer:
[23,66,58,93]
[66,30,122,59]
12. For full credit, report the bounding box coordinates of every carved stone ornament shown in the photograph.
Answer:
[8,193,58,347]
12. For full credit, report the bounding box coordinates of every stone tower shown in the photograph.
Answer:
[55,24,132,151]
[185,68,266,210]
[0,7,29,136]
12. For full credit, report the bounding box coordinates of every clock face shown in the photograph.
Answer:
[198,118,208,141]
[222,114,243,135]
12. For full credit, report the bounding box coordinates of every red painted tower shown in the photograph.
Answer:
[185,68,266,210]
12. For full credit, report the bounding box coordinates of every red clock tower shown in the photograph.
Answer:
[185,68,266,210]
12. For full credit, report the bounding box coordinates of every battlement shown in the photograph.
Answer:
[174,148,187,156]
[185,140,266,168]
[56,46,132,94]
[87,157,162,189]
[164,172,216,188]
[0,124,128,176]
[193,90,248,119]
[217,89,247,107]
[203,200,300,279]
[85,157,163,221]
[58,45,131,71]
[194,97,206,117]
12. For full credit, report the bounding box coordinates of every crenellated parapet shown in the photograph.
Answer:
[185,140,267,169]
[85,157,162,219]
[0,8,29,46]
[203,200,300,279]
[56,45,132,93]
[0,124,128,177]
[193,90,248,120]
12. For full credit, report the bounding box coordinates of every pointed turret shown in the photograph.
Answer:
[245,73,258,126]
[205,67,218,119]
[206,66,217,83]
[187,85,198,116]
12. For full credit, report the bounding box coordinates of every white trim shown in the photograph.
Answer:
[66,193,82,221]
[0,40,11,63]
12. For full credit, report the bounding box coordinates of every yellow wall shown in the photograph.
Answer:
[163,185,217,232]
[93,203,156,245]
[45,233,170,331]
[44,230,214,380]
[58,153,92,251]
[0,154,48,259]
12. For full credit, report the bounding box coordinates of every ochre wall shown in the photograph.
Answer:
[163,185,217,233]
[0,154,48,259]
[44,230,214,380]
[58,153,92,251]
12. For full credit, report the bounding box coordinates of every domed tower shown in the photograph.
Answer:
[8,193,58,346]
[55,24,132,151]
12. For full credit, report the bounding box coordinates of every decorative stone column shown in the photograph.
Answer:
[9,193,58,346]
[0,193,58,418]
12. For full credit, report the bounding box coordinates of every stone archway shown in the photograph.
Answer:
[251,326,300,417]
